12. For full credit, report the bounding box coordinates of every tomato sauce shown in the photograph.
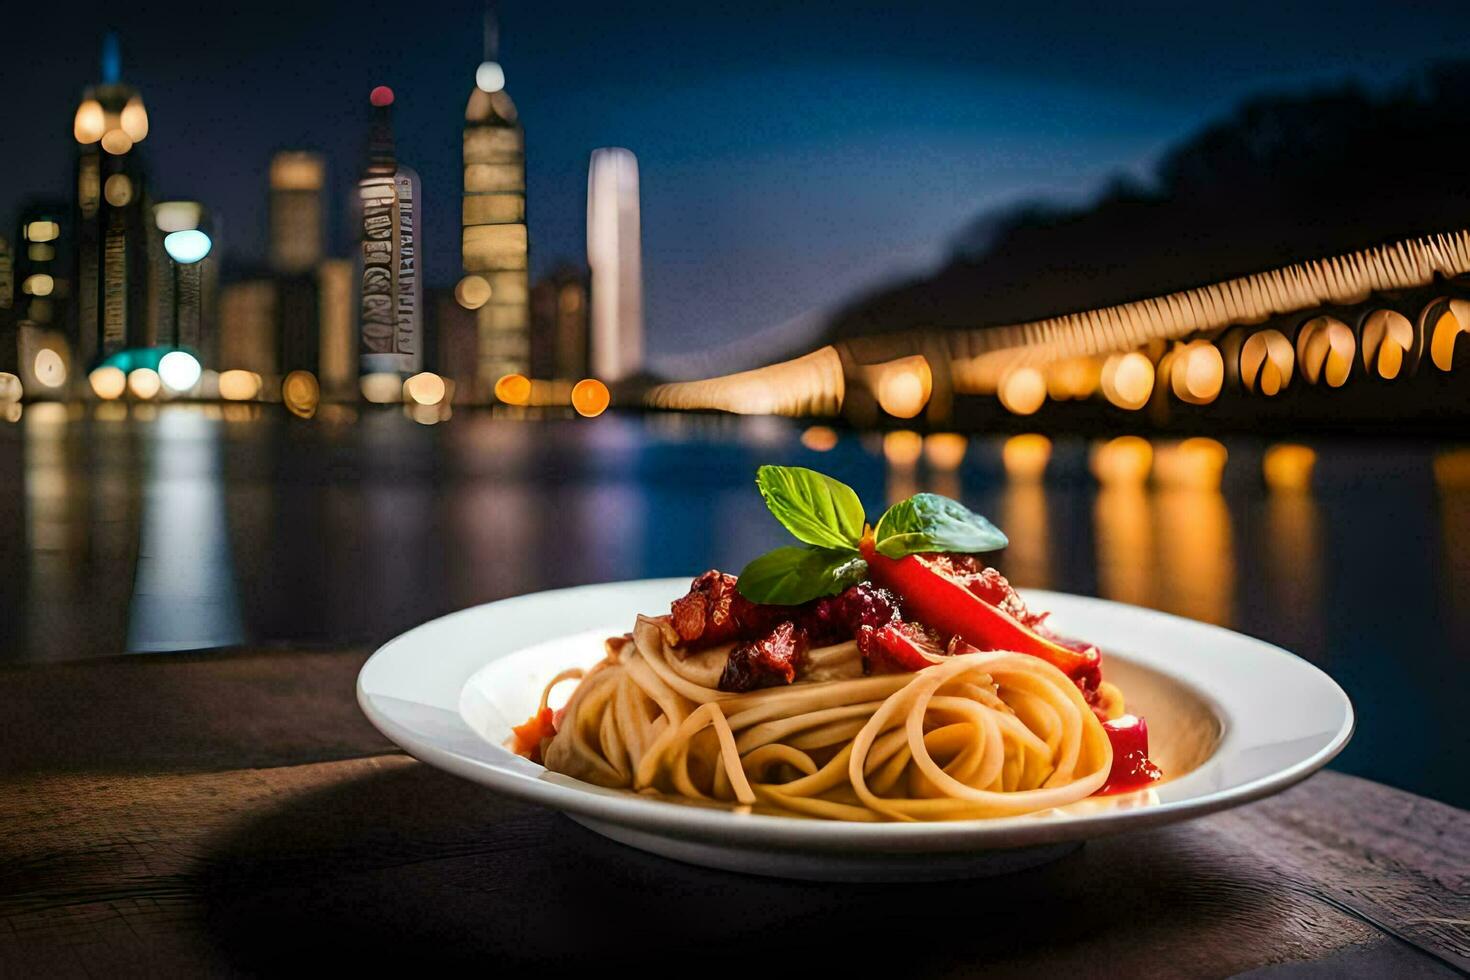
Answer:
[1097,714,1163,795]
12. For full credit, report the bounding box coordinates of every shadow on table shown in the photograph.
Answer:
[188,762,1420,976]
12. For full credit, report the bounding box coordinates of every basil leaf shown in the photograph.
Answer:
[755,465,866,551]
[737,546,869,605]
[873,493,1009,559]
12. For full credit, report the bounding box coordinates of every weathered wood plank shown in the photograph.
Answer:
[0,647,392,774]
[0,759,1464,977]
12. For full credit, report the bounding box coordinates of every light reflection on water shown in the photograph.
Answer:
[0,405,1466,808]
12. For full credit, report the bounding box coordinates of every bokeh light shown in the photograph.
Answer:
[1296,316,1355,387]
[218,370,263,401]
[1100,352,1154,410]
[127,368,162,400]
[88,366,126,400]
[1170,341,1224,405]
[801,425,838,452]
[1154,438,1228,491]
[164,229,212,264]
[875,356,932,419]
[882,430,923,467]
[1090,436,1153,486]
[495,373,532,406]
[0,373,23,402]
[1263,444,1316,493]
[475,61,506,93]
[1003,434,1052,481]
[1241,329,1295,396]
[32,349,67,389]
[158,351,202,392]
[571,378,611,417]
[360,372,404,404]
[282,370,321,418]
[998,366,1046,416]
[404,372,447,406]
[923,433,968,471]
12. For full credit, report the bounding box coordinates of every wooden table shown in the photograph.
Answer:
[2,648,1466,978]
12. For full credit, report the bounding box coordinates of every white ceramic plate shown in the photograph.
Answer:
[357,579,1353,881]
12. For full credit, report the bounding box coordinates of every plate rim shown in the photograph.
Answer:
[357,579,1355,852]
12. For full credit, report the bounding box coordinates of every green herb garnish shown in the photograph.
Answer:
[736,465,1008,605]
[872,493,1007,559]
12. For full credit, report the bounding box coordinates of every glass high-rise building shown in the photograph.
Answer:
[460,11,529,395]
[587,148,643,382]
[270,152,326,275]
[72,33,153,368]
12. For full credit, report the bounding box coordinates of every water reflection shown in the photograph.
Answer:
[1,409,1466,806]
[127,407,244,651]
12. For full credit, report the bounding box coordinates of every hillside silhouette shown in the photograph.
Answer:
[823,62,1470,343]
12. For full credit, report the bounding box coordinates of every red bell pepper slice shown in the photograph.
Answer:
[859,539,1102,685]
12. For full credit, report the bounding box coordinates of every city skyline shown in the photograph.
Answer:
[5,2,1470,374]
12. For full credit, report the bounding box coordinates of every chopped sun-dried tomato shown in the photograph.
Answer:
[798,583,902,646]
[670,571,761,649]
[718,621,808,692]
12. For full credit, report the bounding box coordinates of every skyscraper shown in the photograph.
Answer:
[15,203,75,396]
[270,152,326,275]
[586,148,644,382]
[73,33,153,367]
[355,85,423,394]
[530,264,589,381]
[461,8,529,395]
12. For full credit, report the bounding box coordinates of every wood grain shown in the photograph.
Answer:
[0,646,392,775]
[1,757,1465,978]
[2,649,1464,977]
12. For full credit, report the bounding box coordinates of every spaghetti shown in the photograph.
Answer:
[511,465,1159,821]
[533,615,1116,821]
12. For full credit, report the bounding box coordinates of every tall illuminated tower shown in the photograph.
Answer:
[460,6,529,394]
[73,33,152,367]
[355,85,423,394]
[270,151,326,275]
[587,148,643,382]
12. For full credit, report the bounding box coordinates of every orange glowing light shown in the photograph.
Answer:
[1170,341,1224,405]
[1100,352,1154,410]
[1154,438,1228,491]
[1241,329,1295,396]
[1090,436,1153,486]
[282,370,321,418]
[1263,444,1316,493]
[218,370,263,401]
[923,433,968,471]
[998,366,1046,416]
[127,368,161,400]
[801,425,839,452]
[89,366,126,400]
[1002,434,1052,481]
[571,378,611,417]
[100,129,134,156]
[495,373,532,406]
[404,372,447,406]
[74,99,105,144]
[875,356,932,419]
[882,430,923,468]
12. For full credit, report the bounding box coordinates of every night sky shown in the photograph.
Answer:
[6,1,1470,374]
